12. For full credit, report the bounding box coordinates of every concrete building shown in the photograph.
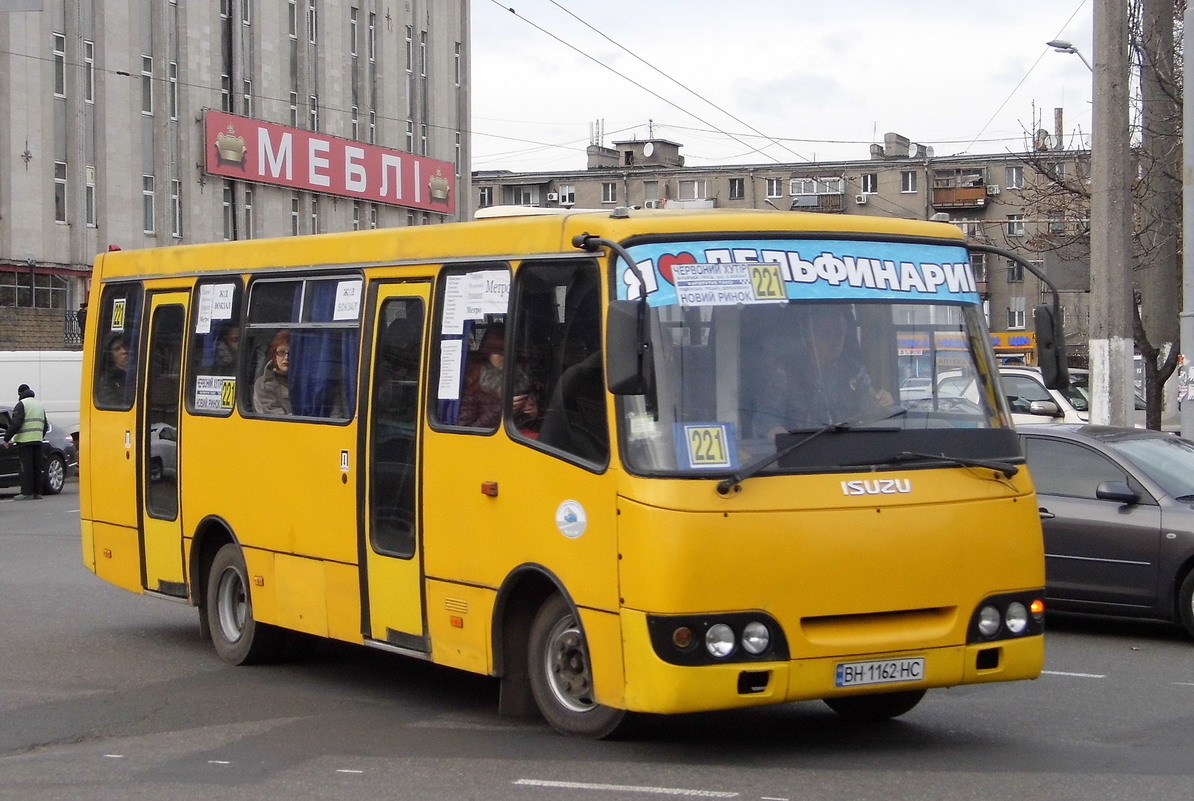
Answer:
[473,131,1093,366]
[0,0,470,350]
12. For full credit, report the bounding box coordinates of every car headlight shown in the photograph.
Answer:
[705,623,736,658]
[1005,601,1028,635]
[741,621,770,655]
[977,605,1001,637]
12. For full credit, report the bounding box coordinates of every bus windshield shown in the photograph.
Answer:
[613,237,1014,477]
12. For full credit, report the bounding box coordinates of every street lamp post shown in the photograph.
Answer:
[1047,39,1094,72]
[1047,19,1135,427]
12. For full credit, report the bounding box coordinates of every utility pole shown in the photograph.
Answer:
[1183,2,1194,438]
[1089,0,1135,426]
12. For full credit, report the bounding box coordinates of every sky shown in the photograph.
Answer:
[468,0,1096,173]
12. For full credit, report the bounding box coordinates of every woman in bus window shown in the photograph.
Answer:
[253,330,291,415]
[458,326,538,429]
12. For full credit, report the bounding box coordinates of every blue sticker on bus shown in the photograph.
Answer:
[616,239,978,307]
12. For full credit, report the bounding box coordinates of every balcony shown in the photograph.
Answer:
[931,185,988,210]
[789,193,845,214]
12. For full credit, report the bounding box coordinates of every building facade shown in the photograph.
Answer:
[473,132,1093,366]
[0,0,470,350]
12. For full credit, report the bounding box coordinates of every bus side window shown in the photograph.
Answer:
[513,260,607,464]
[93,285,143,411]
[243,277,359,420]
[185,279,243,416]
[430,264,512,429]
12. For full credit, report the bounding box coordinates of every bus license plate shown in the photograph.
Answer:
[835,657,925,687]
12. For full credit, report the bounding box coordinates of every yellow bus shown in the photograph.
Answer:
[80,208,1054,737]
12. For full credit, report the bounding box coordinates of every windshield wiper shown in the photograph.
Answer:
[716,407,907,496]
[876,451,1019,478]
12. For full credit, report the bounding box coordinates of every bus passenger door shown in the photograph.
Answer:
[141,293,188,596]
[362,284,429,648]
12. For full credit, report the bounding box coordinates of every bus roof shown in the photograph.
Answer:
[93,208,968,281]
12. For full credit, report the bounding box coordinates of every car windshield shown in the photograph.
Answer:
[617,299,1014,476]
[1063,371,1145,412]
[1106,435,1194,499]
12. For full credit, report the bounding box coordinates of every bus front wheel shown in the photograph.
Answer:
[823,689,926,721]
[527,594,626,739]
[206,543,283,665]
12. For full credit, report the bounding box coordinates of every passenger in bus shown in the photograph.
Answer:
[215,323,241,371]
[96,333,131,407]
[458,327,538,429]
[252,330,291,415]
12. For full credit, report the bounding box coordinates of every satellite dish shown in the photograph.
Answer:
[1033,129,1054,151]
[642,141,654,157]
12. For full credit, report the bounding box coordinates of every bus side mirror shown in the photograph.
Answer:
[1034,304,1069,390]
[606,299,649,395]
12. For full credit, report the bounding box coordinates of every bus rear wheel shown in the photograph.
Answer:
[823,689,926,721]
[527,594,626,739]
[206,543,283,665]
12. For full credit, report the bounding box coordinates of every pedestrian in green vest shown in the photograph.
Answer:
[3,384,47,500]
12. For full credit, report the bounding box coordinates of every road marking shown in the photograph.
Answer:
[207,760,230,765]
[514,779,738,797]
[1042,670,1106,679]
[336,769,364,774]
[102,754,125,759]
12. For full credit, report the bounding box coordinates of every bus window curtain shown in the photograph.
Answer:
[290,283,359,417]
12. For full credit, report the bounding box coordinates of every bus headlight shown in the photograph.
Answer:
[1005,601,1028,635]
[741,621,770,655]
[967,591,1045,643]
[977,605,1001,637]
[705,624,736,658]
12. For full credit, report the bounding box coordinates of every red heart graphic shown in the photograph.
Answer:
[657,252,697,286]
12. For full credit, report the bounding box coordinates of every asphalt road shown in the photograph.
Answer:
[3,480,1194,800]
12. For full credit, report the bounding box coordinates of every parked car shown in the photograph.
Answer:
[0,405,78,495]
[1019,423,1194,637]
[939,366,1149,427]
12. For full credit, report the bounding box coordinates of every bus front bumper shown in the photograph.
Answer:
[616,609,1044,715]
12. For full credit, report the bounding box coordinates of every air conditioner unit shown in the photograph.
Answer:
[854,194,868,205]
[986,184,1001,195]
[546,192,559,201]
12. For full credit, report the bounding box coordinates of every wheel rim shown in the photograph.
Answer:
[542,614,596,714]
[216,566,247,643]
[46,458,64,492]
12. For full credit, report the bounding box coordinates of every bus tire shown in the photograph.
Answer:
[823,689,926,721]
[527,593,626,739]
[206,543,283,665]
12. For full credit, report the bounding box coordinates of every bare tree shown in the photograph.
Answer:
[1018,0,1183,428]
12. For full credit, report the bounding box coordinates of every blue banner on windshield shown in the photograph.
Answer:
[617,239,978,307]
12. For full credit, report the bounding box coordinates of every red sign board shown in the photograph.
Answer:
[204,110,456,214]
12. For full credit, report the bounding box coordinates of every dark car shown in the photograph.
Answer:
[1019,424,1194,637]
[0,405,78,495]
